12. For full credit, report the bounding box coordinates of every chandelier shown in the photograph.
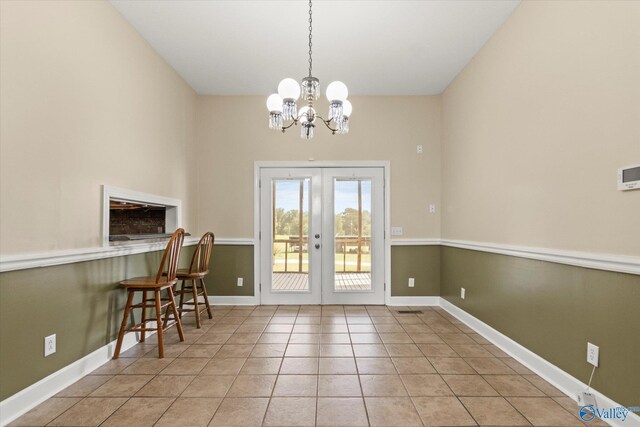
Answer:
[266,0,352,140]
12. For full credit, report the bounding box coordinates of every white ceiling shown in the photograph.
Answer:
[110,0,520,95]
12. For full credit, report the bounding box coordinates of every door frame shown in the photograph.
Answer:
[254,160,391,305]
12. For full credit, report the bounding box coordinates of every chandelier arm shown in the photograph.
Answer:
[279,117,337,134]
[281,120,298,131]
[316,116,338,133]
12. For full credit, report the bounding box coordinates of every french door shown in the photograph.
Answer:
[259,167,385,305]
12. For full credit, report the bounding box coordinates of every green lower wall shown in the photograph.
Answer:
[0,246,191,401]
[441,246,640,407]
[391,245,440,296]
[205,245,254,296]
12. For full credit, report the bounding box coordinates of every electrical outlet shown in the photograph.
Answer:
[408,278,415,288]
[237,277,243,287]
[587,342,599,367]
[577,391,596,406]
[416,145,423,154]
[429,204,436,214]
[461,288,466,299]
[44,334,56,357]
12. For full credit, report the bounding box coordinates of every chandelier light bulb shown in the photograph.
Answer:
[278,78,301,101]
[342,100,352,117]
[299,106,316,123]
[266,94,283,112]
[326,81,348,102]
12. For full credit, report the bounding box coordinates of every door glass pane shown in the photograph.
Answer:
[334,179,372,291]
[272,179,309,291]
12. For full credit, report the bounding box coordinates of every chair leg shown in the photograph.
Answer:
[192,279,201,328]
[168,286,184,341]
[165,283,180,328]
[200,278,213,319]
[140,290,147,343]
[154,290,164,358]
[113,290,134,359]
[178,280,186,318]
[162,286,174,329]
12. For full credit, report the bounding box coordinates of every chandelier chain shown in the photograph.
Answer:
[308,0,313,77]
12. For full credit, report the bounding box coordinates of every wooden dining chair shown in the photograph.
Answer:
[113,228,185,358]
[173,232,215,328]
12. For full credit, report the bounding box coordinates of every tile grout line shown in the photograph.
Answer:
[355,310,372,427]
[314,313,320,427]
[397,309,427,427]
[259,306,298,427]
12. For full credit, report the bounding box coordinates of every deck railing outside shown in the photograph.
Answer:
[273,236,308,273]
[274,236,371,273]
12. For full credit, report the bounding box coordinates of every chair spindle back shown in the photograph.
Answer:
[188,232,215,275]
[156,228,185,283]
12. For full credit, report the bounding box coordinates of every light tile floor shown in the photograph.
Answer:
[10,305,605,427]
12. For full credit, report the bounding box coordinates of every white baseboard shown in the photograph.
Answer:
[387,296,440,306]
[0,326,155,427]
[208,295,259,305]
[208,295,441,306]
[439,298,640,427]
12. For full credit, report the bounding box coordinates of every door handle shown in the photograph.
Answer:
[315,244,320,249]
[315,234,320,239]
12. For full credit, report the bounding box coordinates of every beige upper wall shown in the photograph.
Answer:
[196,96,441,239]
[442,1,640,256]
[0,1,198,254]
[8,0,636,258]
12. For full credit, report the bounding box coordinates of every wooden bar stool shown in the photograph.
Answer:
[113,228,185,358]
[174,232,214,329]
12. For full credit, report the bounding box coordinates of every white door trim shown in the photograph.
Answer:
[254,161,391,305]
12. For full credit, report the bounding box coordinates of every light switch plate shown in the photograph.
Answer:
[408,278,415,288]
[461,288,466,299]
[237,277,243,287]
[391,227,403,236]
